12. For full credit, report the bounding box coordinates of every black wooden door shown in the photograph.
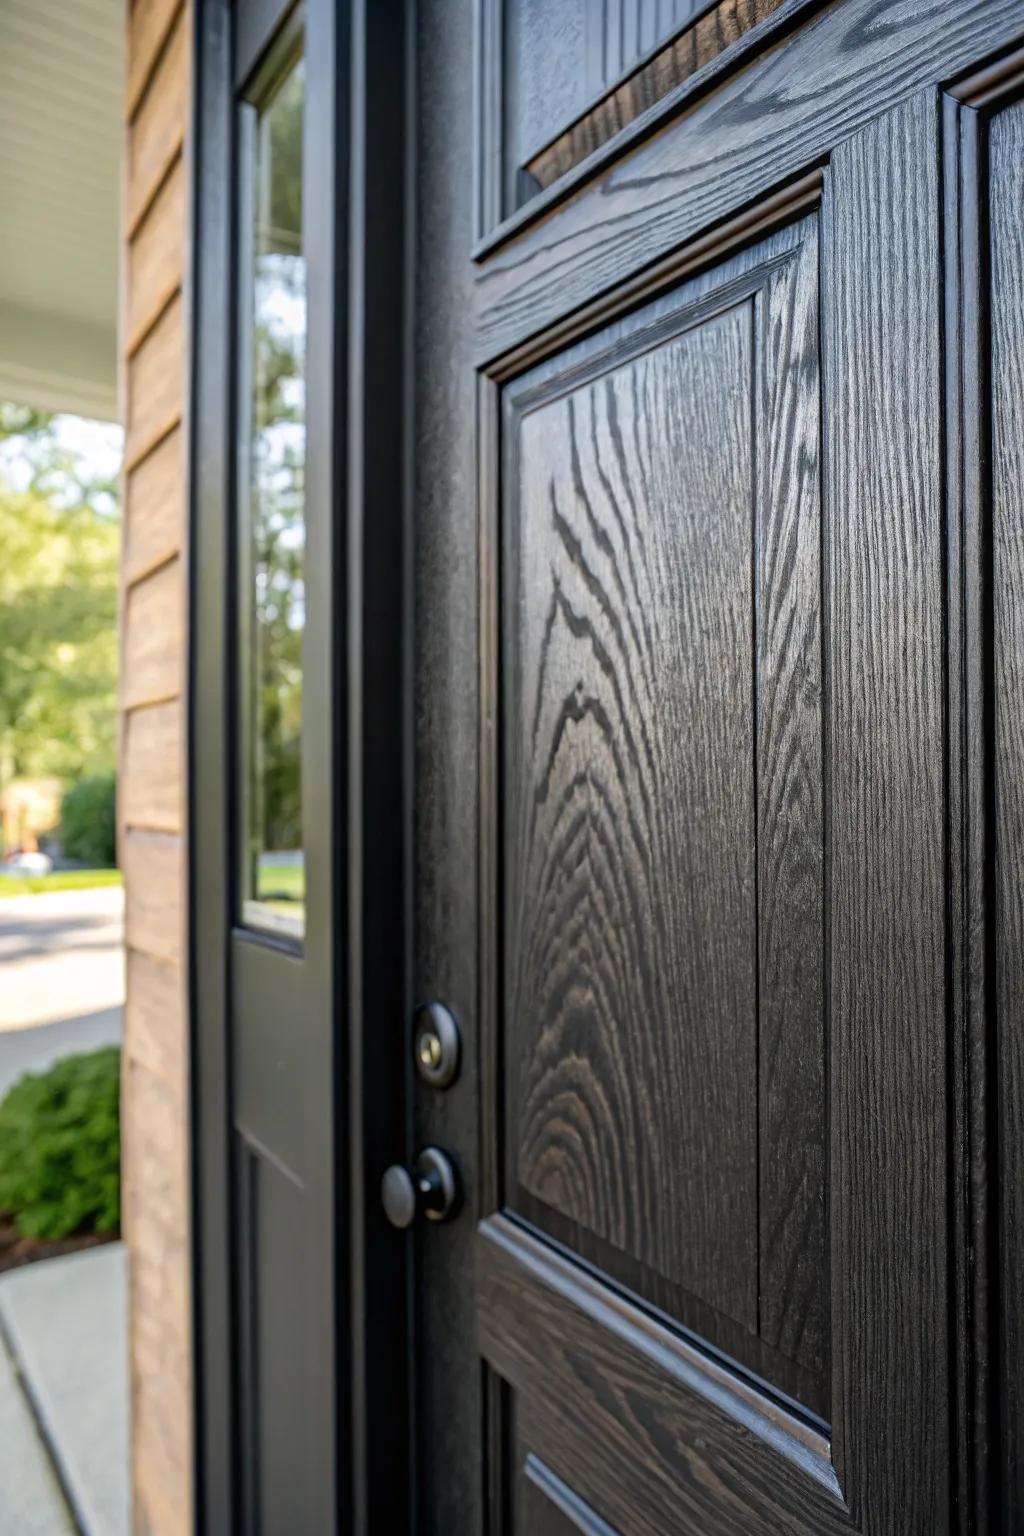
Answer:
[409,2,1024,1531]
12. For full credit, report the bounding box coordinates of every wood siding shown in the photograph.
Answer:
[120,2,191,1532]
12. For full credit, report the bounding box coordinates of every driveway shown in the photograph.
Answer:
[0,887,124,1098]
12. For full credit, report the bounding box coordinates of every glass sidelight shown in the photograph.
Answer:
[237,32,307,939]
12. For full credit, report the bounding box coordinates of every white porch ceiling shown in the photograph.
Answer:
[0,0,123,421]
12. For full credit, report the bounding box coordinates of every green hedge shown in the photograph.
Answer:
[0,1047,121,1240]
[60,772,117,869]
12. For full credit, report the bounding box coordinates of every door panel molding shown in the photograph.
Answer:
[822,88,948,1529]
[472,0,821,251]
[519,1451,620,1536]
[480,1214,844,1532]
[942,49,1024,1531]
[471,0,1024,365]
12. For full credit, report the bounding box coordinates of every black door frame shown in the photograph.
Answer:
[187,0,412,1528]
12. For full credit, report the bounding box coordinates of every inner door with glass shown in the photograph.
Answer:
[191,0,341,1529]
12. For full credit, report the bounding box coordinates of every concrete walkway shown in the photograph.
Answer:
[0,1325,74,1534]
[0,885,124,1027]
[0,1245,129,1536]
[0,888,129,1532]
[0,886,124,1098]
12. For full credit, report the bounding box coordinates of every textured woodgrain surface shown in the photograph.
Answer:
[822,93,947,1525]
[755,230,824,1378]
[474,0,1024,364]
[125,293,184,472]
[506,298,759,1330]
[121,556,184,709]
[121,953,190,1536]
[123,830,184,969]
[123,427,184,587]
[126,153,185,353]
[525,0,787,193]
[989,98,1024,1524]
[480,1216,845,1536]
[411,2,488,1530]
[419,1,984,1528]
[505,0,697,193]
[126,0,184,117]
[127,6,188,233]
[121,701,184,833]
[591,0,702,88]
[120,4,192,1530]
[503,220,826,1403]
[517,1447,618,1536]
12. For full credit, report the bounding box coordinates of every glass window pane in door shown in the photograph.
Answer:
[240,53,306,938]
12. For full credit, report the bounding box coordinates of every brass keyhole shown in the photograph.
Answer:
[413,1003,460,1089]
[419,1032,443,1071]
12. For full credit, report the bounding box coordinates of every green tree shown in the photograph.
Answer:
[0,411,119,849]
[246,57,306,865]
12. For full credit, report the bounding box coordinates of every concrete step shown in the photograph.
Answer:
[0,1244,129,1536]
[0,1324,75,1534]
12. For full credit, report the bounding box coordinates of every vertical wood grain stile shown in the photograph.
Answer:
[822,91,947,1523]
[988,98,1024,1525]
[755,232,826,1382]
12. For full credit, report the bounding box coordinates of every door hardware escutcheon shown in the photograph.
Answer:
[381,1146,459,1229]
[413,1002,461,1089]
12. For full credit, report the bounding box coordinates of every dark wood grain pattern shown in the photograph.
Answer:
[755,233,825,1379]
[502,218,826,1407]
[480,1215,846,1536]
[411,4,1011,1531]
[942,86,1000,1534]
[822,92,948,1525]
[503,0,701,211]
[525,0,788,194]
[989,97,1024,1528]
[590,0,703,88]
[517,1450,620,1536]
[474,0,1024,365]
[412,2,488,1532]
[506,294,760,1331]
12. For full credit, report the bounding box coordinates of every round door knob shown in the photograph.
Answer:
[381,1146,458,1229]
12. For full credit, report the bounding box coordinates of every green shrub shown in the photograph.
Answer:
[60,772,117,868]
[0,1048,121,1239]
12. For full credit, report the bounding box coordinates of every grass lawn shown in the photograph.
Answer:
[0,869,123,897]
[255,862,305,904]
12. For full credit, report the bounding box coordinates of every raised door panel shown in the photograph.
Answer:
[501,216,825,1416]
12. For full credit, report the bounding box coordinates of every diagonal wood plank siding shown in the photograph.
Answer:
[120,2,191,1530]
